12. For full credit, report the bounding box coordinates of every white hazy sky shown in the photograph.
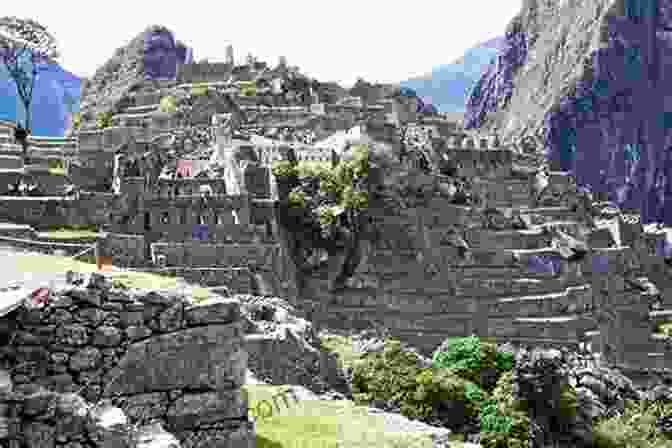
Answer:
[11,0,521,87]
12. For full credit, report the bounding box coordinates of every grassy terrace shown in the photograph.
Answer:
[37,229,100,239]
[246,383,459,448]
[10,252,210,302]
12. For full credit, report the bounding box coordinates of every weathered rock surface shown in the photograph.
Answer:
[0,273,253,448]
[79,25,192,124]
[465,0,672,225]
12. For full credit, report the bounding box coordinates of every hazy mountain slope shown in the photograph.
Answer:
[399,36,504,113]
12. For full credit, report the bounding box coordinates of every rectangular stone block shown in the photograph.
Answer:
[184,299,241,326]
[166,390,247,430]
[103,323,246,396]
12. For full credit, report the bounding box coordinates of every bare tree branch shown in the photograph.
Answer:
[0,17,58,134]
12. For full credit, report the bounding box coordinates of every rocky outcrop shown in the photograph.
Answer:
[0,379,183,448]
[79,25,192,124]
[465,0,672,225]
[238,295,349,396]
[0,272,253,448]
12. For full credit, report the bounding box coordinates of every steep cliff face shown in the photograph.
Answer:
[465,0,672,225]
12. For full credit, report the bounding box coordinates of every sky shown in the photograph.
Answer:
[9,0,521,87]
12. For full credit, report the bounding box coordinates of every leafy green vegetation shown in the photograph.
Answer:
[592,399,672,448]
[95,111,113,129]
[272,145,371,284]
[431,335,514,392]
[478,371,530,448]
[158,95,177,114]
[71,112,81,131]
[191,86,208,97]
[350,339,483,432]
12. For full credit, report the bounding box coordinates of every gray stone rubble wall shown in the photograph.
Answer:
[0,273,253,448]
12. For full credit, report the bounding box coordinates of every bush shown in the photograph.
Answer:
[95,111,113,130]
[351,339,423,408]
[71,112,81,130]
[591,399,672,448]
[479,372,530,448]
[351,340,483,432]
[158,95,177,114]
[271,160,298,178]
[191,86,208,97]
[432,335,514,392]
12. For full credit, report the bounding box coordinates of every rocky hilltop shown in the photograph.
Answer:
[464,0,672,225]
[79,25,192,123]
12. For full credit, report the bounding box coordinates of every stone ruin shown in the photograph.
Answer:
[0,272,253,448]
[0,30,671,394]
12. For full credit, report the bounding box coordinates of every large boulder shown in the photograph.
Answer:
[465,0,672,225]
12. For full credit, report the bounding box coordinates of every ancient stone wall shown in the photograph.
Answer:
[104,233,147,268]
[0,274,253,447]
[150,242,276,268]
[177,62,233,84]
[0,195,117,229]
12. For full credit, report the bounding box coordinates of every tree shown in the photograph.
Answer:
[0,17,59,140]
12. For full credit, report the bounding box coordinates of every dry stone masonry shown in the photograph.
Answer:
[0,272,253,448]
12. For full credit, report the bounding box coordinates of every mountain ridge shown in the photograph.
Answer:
[399,36,504,114]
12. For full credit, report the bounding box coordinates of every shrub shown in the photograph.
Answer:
[351,340,483,432]
[191,86,208,97]
[557,382,578,428]
[408,367,483,430]
[71,112,81,130]
[271,160,297,178]
[240,87,257,97]
[432,335,514,392]
[287,191,305,208]
[592,399,672,448]
[95,111,113,130]
[351,339,423,408]
[158,95,177,114]
[479,372,530,448]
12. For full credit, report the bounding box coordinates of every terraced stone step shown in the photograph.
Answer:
[453,278,588,303]
[121,103,159,115]
[150,242,278,268]
[382,311,594,342]
[650,309,672,325]
[0,143,68,157]
[490,284,593,317]
[518,207,580,225]
[463,228,549,250]
[619,349,672,371]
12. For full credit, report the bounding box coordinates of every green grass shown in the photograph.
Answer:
[11,253,210,302]
[37,230,100,240]
[319,333,364,370]
[654,321,672,337]
[47,167,66,176]
[244,384,443,448]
